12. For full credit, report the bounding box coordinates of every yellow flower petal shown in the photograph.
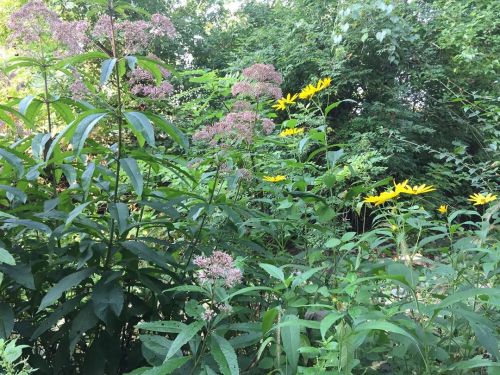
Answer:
[263,175,287,182]
[279,128,305,137]
[437,204,448,214]
[468,192,497,205]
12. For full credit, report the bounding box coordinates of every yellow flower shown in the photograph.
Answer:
[437,205,448,214]
[263,175,287,183]
[468,193,497,206]
[279,128,305,137]
[394,180,436,195]
[272,99,287,111]
[316,77,332,91]
[394,179,409,194]
[282,93,298,104]
[363,190,400,206]
[298,84,318,100]
[272,93,299,111]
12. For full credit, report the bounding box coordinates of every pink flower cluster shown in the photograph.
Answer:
[7,0,89,55]
[69,72,89,101]
[127,56,173,99]
[231,63,283,100]
[242,63,283,85]
[192,111,257,146]
[193,111,275,146]
[92,13,176,54]
[193,251,243,288]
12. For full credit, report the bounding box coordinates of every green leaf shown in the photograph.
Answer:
[0,263,35,289]
[325,238,341,248]
[19,95,43,120]
[0,303,14,339]
[100,58,117,85]
[210,334,239,375]
[45,109,107,161]
[31,295,83,339]
[145,113,189,151]
[446,356,500,371]
[109,202,129,235]
[124,111,155,147]
[0,184,27,203]
[355,320,420,351]
[2,218,51,234]
[326,149,344,167]
[0,247,16,266]
[82,162,95,197]
[0,104,34,129]
[262,308,279,334]
[52,100,75,124]
[291,266,325,289]
[56,51,109,67]
[91,279,124,323]
[38,268,94,312]
[65,201,92,228]
[121,241,172,271]
[137,321,187,334]
[281,315,300,373]
[71,112,108,155]
[259,263,285,282]
[125,56,138,70]
[3,339,28,363]
[137,357,191,375]
[435,288,499,310]
[320,312,344,340]
[121,158,144,197]
[223,286,274,302]
[165,320,204,360]
[136,58,163,84]
[69,304,99,354]
[0,148,24,178]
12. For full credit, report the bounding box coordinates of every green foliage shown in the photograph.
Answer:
[0,0,498,374]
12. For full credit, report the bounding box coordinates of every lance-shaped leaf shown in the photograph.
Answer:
[145,113,188,151]
[65,201,92,228]
[165,320,204,360]
[109,202,129,235]
[210,334,239,375]
[121,158,144,197]
[0,247,16,266]
[0,148,24,178]
[45,109,108,162]
[37,268,95,312]
[100,58,117,85]
[19,95,43,121]
[124,111,155,147]
[71,112,108,155]
[0,185,27,203]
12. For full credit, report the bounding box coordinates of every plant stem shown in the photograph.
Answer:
[182,164,220,277]
[105,0,124,268]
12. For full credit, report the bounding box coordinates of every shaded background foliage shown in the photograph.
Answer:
[0,0,498,374]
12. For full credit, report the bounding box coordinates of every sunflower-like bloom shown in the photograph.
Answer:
[468,193,497,206]
[393,180,435,195]
[363,190,400,206]
[437,205,448,214]
[316,77,332,91]
[272,93,299,111]
[298,84,317,100]
[272,99,287,110]
[394,179,409,194]
[282,93,298,104]
[263,175,287,182]
[403,184,436,195]
[279,128,304,137]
